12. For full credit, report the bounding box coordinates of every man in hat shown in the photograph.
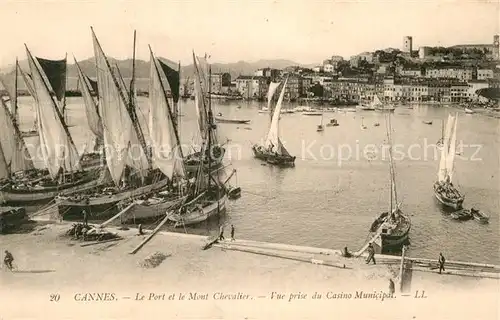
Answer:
[4,250,14,270]
[438,253,446,274]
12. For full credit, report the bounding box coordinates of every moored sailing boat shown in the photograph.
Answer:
[433,113,464,210]
[0,46,104,204]
[167,52,230,227]
[367,114,411,254]
[252,78,296,167]
[316,113,324,132]
[55,29,168,217]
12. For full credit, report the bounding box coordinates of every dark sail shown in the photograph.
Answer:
[36,57,67,102]
[86,74,98,95]
[158,59,180,103]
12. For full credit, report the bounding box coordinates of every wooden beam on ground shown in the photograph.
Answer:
[80,238,121,247]
[97,202,135,229]
[128,214,170,255]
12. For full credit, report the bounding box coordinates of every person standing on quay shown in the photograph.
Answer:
[438,253,446,274]
[388,278,395,294]
[82,210,88,227]
[219,224,225,241]
[230,224,235,241]
[366,243,376,265]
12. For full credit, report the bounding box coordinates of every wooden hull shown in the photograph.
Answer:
[21,130,38,138]
[252,145,296,167]
[184,150,224,174]
[119,196,186,224]
[433,182,464,210]
[56,178,170,218]
[0,173,103,205]
[168,194,227,227]
[372,213,411,254]
[215,117,251,124]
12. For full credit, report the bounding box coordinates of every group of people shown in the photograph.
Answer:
[219,224,235,241]
[436,181,461,199]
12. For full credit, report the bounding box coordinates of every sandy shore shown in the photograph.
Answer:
[0,221,498,320]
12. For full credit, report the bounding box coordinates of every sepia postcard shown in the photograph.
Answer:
[0,0,499,319]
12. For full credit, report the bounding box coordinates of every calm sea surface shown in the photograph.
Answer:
[16,96,500,264]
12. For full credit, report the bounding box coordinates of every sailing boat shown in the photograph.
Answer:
[367,114,411,254]
[360,117,367,129]
[252,78,296,167]
[373,95,395,112]
[167,52,229,227]
[0,46,104,204]
[55,29,169,217]
[433,113,464,210]
[183,54,224,175]
[316,113,324,132]
[357,95,378,111]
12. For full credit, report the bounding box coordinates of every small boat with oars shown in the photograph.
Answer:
[464,107,475,114]
[316,114,324,132]
[450,209,473,221]
[326,118,339,127]
[467,208,489,224]
[252,77,296,167]
[215,117,250,124]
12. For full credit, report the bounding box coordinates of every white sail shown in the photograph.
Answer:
[446,114,458,181]
[0,98,34,172]
[27,47,81,178]
[75,60,102,139]
[92,30,149,185]
[264,77,288,153]
[149,51,186,180]
[267,82,281,111]
[372,95,383,107]
[193,54,208,141]
[437,114,455,182]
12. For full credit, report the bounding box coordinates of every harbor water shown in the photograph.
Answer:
[16,96,500,264]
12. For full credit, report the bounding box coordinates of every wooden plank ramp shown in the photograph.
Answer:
[354,229,382,256]
[129,213,171,255]
[97,202,135,229]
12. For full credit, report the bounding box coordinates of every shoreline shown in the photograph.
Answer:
[1,219,498,319]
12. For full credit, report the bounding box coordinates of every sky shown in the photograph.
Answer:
[0,0,499,67]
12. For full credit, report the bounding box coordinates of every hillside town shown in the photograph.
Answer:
[189,35,500,106]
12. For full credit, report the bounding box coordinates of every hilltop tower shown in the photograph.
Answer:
[403,36,413,53]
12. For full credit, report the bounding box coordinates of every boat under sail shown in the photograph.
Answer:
[252,77,296,167]
[0,46,104,204]
[433,113,464,210]
[366,113,411,254]
[55,29,168,217]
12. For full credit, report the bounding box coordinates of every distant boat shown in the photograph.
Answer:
[215,117,250,124]
[374,123,380,127]
[422,120,433,125]
[258,106,269,113]
[450,209,472,221]
[468,208,489,224]
[302,111,322,116]
[464,108,475,114]
[360,117,367,130]
[344,108,356,113]
[326,118,339,127]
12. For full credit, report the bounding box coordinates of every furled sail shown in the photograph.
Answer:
[265,77,288,154]
[27,47,81,178]
[446,114,458,181]
[0,98,34,172]
[372,94,383,107]
[192,52,209,140]
[75,59,102,139]
[92,29,149,185]
[149,49,185,180]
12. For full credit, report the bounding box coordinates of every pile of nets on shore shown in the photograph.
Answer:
[139,252,170,269]
[64,223,120,242]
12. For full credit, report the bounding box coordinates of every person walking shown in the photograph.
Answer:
[388,278,395,294]
[230,224,235,241]
[438,252,446,274]
[4,250,14,270]
[366,243,376,265]
[219,224,225,241]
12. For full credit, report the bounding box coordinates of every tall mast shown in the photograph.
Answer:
[14,57,19,126]
[63,52,68,122]
[207,64,213,191]
[129,30,137,112]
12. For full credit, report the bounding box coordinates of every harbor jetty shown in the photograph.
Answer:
[0,219,498,319]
